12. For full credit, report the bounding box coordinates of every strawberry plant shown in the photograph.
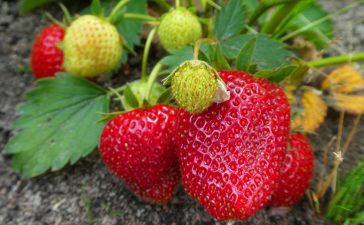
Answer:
[4,0,364,224]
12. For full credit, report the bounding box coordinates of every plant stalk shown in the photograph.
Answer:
[206,0,221,10]
[281,0,364,41]
[175,0,181,8]
[108,0,129,23]
[247,0,294,26]
[307,52,364,68]
[142,27,157,81]
[107,86,126,97]
[123,13,158,22]
[262,1,300,35]
[152,0,171,11]
[146,63,163,102]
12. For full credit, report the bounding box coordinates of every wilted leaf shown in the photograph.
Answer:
[327,93,364,115]
[290,87,327,133]
[322,65,364,94]
[5,73,109,177]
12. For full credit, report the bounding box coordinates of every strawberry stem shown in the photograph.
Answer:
[123,13,159,22]
[108,0,130,24]
[193,38,216,60]
[262,1,300,35]
[107,86,125,97]
[247,0,293,26]
[175,0,181,8]
[142,27,157,81]
[206,0,221,10]
[59,3,73,25]
[152,0,171,11]
[43,12,65,28]
[146,63,163,102]
[307,52,364,68]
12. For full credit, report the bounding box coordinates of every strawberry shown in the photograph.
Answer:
[157,7,202,50]
[99,105,180,204]
[177,71,290,221]
[166,60,230,113]
[30,24,65,79]
[269,133,314,207]
[63,15,122,77]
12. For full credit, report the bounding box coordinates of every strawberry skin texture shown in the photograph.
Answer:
[269,133,314,207]
[63,15,122,77]
[30,24,64,79]
[99,105,180,204]
[177,71,290,221]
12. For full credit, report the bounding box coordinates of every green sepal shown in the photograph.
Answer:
[123,84,139,109]
[91,0,103,17]
[156,88,172,104]
[236,37,257,71]
[121,80,166,111]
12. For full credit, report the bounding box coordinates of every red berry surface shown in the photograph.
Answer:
[269,133,314,207]
[99,105,180,204]
[30,24,64,79]
[177,71,290,221]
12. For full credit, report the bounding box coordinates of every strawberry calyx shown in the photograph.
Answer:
[106,63,169,116]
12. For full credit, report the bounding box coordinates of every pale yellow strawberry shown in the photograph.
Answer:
[63,15,122,77]
[158,8,202,51]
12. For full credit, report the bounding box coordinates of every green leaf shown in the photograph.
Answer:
[282,1,333,49]
[236,37,257,71]
[242,0,258,15]
[157,88,171,104]
[221,34,292,70]
[326,160,364,224]
[214,0,246,40]
[123,85,139,109]
[116,0,147,63]
[20,0,54,14]
[91,0,103,16]
[256,65,297,83]
[213,44,231,70]
[5,73,109,177]
[160,47,194,71]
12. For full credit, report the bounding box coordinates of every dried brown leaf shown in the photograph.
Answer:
[321,65,364,93]
[291,87,328,133]
[327,93,364,114]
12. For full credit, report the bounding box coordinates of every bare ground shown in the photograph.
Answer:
[1,0,364,224]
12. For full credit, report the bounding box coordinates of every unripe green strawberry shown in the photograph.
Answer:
[168,60,229,113]
[158,8,202,50]
[63,15,122,77]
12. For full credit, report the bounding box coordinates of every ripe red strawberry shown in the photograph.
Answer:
[269,133,314,207]
[177,71,290,221]
[30,24,64,79]
[99,105,180,204]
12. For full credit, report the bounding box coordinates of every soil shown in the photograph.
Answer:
[1,0,364,225]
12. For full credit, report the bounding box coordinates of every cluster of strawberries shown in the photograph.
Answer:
[100,68,314,221]
[29,7,314,222]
